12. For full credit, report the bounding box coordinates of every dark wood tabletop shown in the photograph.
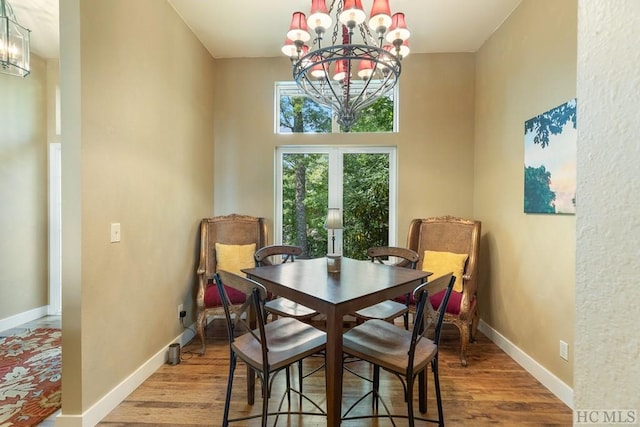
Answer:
[243,256,430,427]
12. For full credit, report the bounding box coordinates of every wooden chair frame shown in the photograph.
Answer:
[195,214,267,355]
[407,215,481,366]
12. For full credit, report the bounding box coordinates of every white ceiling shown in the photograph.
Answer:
[9,0,59,59]
[10,0,521,60]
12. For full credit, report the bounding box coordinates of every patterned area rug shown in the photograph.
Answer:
[0,328,61,426]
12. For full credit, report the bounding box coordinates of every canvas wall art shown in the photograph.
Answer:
[524,98,577,214]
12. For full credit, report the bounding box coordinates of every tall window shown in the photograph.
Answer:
[276,146,397,260]
[275,82,398,134]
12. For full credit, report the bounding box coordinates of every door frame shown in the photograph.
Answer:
[274,145,398,253]
[48,142,62,315]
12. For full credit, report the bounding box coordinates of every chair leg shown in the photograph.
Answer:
[372,365,380,411]
[262,368,269,427]
[285,366,292,407]
[298,360,303,407]
[222,354,237,427]
[418,368,427,413]
[406,376,415,427]
[432,357,444,427]
[471,310,479,342]
[196,311,206,356]
[459,321,470,367]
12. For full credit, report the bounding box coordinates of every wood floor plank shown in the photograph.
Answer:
[98,322,572,426]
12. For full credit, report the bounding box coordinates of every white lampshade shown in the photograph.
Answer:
[324,208,343,229]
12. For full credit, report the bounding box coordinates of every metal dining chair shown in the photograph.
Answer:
[353,246,420,329]
[342,272,456,426]
[215,270,327,426]
[255,245,318,321]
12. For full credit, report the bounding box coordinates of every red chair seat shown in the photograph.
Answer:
[204,282,246,307]
[429,289,476,315]
[394,289,471,316]
[393,292,414,306]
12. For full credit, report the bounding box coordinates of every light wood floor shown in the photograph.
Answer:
[98,321,572,426]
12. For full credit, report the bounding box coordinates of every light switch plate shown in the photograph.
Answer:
[110,223,121,243]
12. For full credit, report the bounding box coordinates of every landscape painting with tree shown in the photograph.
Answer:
[524,98,577,214]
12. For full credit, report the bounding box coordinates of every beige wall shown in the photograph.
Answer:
[213,53,476,243]
[474,0,577,386]
[59,0,216,416]
[0,54,48,318]
[575,0,640,414]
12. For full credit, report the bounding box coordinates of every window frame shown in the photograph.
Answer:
[275,145,398,255]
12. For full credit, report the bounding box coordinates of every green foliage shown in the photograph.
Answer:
[524,99,576,148]
[282,154,328,258]
[345,97,394,133]
[343,153,389,259]
[282,152,390,260]
[524,165,556,214]
[280,96,331,133]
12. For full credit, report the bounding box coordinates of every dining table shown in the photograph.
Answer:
[243,256,431,427]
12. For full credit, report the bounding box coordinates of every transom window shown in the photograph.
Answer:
[275,82,398,134]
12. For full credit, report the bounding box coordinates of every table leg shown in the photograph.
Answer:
[325,307,343,426]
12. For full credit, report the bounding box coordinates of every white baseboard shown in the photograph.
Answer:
[478,319,574,409]
[54,325,197,427]
[0,306,50,332]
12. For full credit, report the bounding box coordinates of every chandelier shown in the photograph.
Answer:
[0,0,30,77]
[282,0,410,131]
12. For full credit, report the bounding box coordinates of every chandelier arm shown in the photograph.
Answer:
[348,60,399,111]
[299,78,341,113]
[351,73,396,111]
[295,56,344,114]
[299,54,351,115]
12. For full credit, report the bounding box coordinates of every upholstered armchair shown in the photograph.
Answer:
[196,214,267,355]
[407,216,481,366]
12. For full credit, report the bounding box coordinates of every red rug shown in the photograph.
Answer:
[0,328,61,426]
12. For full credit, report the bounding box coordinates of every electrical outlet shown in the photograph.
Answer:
[178,304,184,318]
[560,340,569,361]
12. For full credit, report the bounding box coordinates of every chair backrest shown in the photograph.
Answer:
[215,270,268,355]
[407,216,481,291]
[199,214,268,278]
[254,245,303,266]
[409,273,455,372]
[367,246,419,269]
